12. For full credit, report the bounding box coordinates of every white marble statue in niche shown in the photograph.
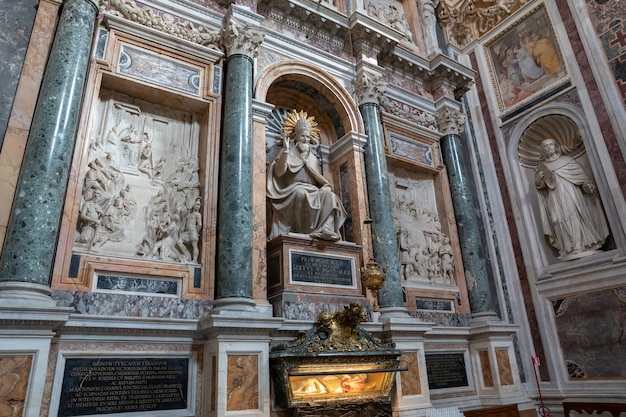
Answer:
[390,170,456,286]
[533,138,609,261]
[366,0,413,41]
[74,90,203,264]
[266,110,347,241]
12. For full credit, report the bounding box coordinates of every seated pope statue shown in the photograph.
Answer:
[267,110,347,241]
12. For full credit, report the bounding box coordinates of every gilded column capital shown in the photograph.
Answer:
[355,67,387,106]
[436,106,466,136]
[221,16,266,58]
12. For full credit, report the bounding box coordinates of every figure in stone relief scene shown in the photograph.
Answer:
[176,197,202,263]
[534,138,609,261]
[150,213,179,261]
[267,110,347,241]
[367,0,413,41]
[165,159,200,219]
[439,236,455,284]
[398,227,415,280]
[118,124,140,166]
[76,94,203,263]
[76,188,104,247]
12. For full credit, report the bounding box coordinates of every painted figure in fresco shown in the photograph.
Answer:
[267,110,347,241]
[534,138,609,260]
[525,32,562,75]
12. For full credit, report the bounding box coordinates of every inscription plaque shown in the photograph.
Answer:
[58,357,189,417]
[425,353,469,390]
[289,250,355,288]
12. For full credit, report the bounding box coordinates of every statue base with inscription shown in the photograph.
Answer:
[267,234,368,320]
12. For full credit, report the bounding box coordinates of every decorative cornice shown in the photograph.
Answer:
[221,15,266,58]
[99,0,220,47]
[435,106,466,136]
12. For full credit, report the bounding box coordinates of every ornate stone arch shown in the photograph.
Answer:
[255,60,362,140]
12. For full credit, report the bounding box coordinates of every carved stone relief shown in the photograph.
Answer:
[366,0,413,42]
[389,168,455,287]
[74,89,203,264]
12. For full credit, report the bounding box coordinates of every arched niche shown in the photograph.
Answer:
[254,61,368,245]
[507,103,616,270]
[255,60,361,143]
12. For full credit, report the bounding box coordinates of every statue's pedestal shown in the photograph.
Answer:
[267,234,367,319]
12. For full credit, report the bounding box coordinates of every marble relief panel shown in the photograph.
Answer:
[389,168,456,287]
[0,355,32,417]
[73,89,203,265]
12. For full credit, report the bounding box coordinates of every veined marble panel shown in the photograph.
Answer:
[0,355,32,417]
[478,350,493,387]
[553,287,626,378]
[400,351,422,396]
[226,355,259,411]
[117,45,202,96]
[495,349,514,386]
[389,133,434,167]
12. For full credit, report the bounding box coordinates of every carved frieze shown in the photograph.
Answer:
[99,0,220,47]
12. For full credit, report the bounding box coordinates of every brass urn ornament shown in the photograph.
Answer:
[361,258,386,312]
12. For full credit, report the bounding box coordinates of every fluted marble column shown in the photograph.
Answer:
[0,0,98,302]
[356,67,405,312]
[215,15,265,302]
[437,107,494,314]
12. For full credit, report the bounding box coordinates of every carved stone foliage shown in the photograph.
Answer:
[389,169,455,287]
[99,0,220,47]
[435,107,466,136]
[221,16,266,58]
[74,90,203,264]
[380,97,438,130]
[355,68,388,105]
[436,0,530,48]
[366,0,413,41]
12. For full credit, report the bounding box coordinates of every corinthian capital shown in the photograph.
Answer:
[435,107,466,136]
[355,68,387,106]
[221,17,266,58]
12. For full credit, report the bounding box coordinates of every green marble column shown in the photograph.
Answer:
[0,0,97,292]
[440,132,494,313]
[360,103,405,310]
[214,15,264,302]
[215,53,254,299]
